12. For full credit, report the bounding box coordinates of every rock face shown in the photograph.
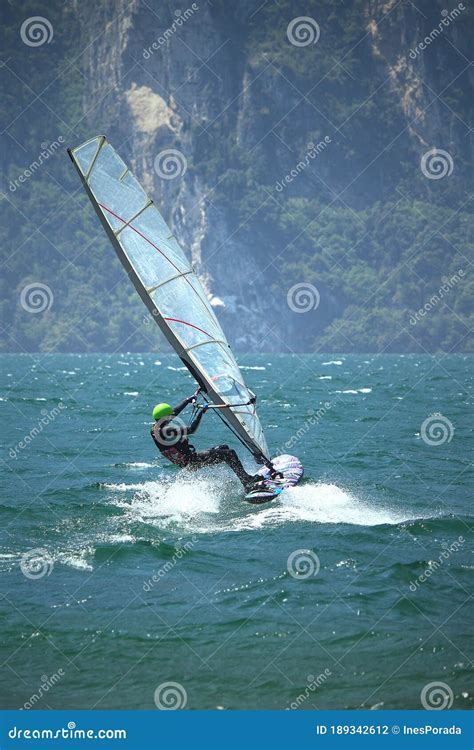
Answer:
[365,0,471,150]
[73,0,470,351]
[76,1,289,348]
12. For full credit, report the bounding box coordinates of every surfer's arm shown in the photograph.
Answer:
[187,405,208,435]
[172,387,201,417]
[172,396,194,417]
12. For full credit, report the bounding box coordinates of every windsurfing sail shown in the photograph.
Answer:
[68,135,270,463]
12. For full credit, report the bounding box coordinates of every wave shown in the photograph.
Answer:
[113,461,156,469]
[103,471,414,534]
[229,483,411,531]
[2,479,461,575]
[105,473,222,531]
[0,533,194,573]
[0,547,94,573]
[333,388,372,394]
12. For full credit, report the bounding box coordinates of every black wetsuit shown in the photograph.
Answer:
[151,396,256,488]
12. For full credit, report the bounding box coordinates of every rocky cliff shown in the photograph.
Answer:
[1,0,472,352]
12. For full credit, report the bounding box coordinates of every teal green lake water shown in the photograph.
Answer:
[0,353,472,709]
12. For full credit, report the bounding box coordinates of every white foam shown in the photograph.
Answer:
[322,360,343,366]
[124,462,155,469]
[334,388,372,395]
[104,533,136,545]
[58,550,93,571]
[105,472,409,534]
[104,482,143,491]
[279,483,405,525]
[107,473,222,530]
[225,483,408,531]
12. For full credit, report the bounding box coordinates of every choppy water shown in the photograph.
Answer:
[0,353,472,709]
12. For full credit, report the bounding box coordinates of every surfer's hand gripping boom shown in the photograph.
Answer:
[190,386,201,403]
[188,386,255,412]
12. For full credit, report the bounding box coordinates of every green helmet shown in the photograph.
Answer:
[152,403,173,421]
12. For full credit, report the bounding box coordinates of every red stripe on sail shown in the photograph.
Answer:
[98,203,213,339]
[164,317,213,339]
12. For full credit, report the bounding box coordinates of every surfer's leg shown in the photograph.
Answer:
[190,446,256,487]
[209,445,256,487]
[188,450,212,466]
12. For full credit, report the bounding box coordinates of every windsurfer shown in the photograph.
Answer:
[151,390,260,490]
